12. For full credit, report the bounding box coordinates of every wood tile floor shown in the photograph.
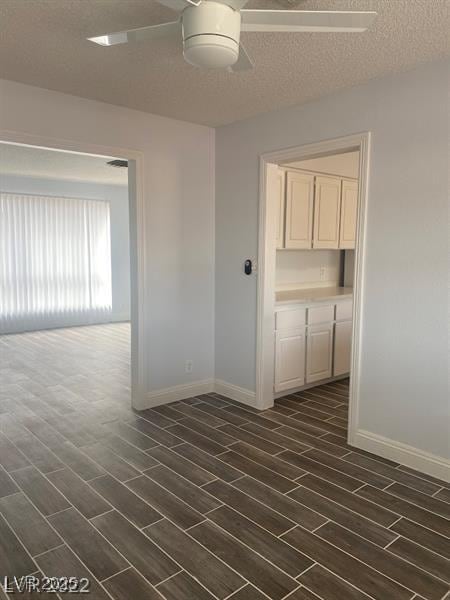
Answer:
[0,323,448,600]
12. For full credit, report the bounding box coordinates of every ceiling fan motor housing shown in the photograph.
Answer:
[182,1,241,68]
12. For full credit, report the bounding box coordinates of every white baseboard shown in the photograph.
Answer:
[351,429,450,483]
[141,379,214,408]
[110,314,131,323]
[214,379,256,408]
[137,378,256,410]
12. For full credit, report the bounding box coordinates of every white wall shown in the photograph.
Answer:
[0,174,131,323]
[276,250,341,290]
[215,59,449,463]
[0,78,215,399]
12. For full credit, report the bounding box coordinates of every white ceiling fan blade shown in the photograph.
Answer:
[241,10,377,33]
[88,20,181,46]
[156,0,201,11]
[228,43,254,72]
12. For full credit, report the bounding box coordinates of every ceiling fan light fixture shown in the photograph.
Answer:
[183,35,239,68]
[182,1,240,68]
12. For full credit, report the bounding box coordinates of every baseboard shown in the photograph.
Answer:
[351,429,450,483]
[139,379,214,409]
[214,379,256,408]
[110,314,130,323]
[137,377,257,411]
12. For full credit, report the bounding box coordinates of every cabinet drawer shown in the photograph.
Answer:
[336,300,353,321]
[307,305,334,325]
[275,308,306,330]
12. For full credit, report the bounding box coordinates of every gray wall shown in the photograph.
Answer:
[215,59,449,460]
[0,174,131,323]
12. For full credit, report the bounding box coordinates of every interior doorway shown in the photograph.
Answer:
[255,133,370,447]
[0,139,144,410]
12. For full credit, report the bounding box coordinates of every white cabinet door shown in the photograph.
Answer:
[285,171,314,249]
[274,169,286,249]
[306,323,333,383]
[339,179,358,249]
[334,320,352,376]
[267,165,286,249]
[313,176,341,249]
[274,328,306,392]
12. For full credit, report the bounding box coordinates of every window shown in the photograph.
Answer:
[0,192,112,333]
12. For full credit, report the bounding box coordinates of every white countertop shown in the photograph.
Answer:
[275,286,353,307]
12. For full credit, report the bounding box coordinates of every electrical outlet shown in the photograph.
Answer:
[185,360,193,374]
[320,266,326,281]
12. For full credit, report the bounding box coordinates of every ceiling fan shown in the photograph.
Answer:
[88,0,377,71]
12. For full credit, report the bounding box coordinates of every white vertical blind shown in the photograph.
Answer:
[0,192,112,333]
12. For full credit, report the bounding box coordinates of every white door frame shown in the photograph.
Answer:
[256,132,371,446]
[0,129,147,409]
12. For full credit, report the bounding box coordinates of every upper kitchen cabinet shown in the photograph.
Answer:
[276,169,358,250]
[274,168,286,249]
[313,176,342,249]
[339,179,358,249]
[285,171,315,249]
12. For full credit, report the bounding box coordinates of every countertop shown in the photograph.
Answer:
[275,286,353,307]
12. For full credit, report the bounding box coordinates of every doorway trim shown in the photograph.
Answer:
[0,129,147,409]
[256,132,371,447]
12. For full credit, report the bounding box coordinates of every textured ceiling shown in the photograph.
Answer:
[0,143,128,185]
[0,0,448,126]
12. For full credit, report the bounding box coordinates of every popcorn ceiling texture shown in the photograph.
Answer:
[0,0,448,126]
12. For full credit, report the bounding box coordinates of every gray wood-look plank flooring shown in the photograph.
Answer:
[0,323,448,600]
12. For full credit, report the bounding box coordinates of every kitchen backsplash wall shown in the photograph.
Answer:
[275,249,341,290]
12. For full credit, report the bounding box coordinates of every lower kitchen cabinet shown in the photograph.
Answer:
[274,298,352,394]
[333,320,352,376]
[274,328,306,392]
[306,323,333,384]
